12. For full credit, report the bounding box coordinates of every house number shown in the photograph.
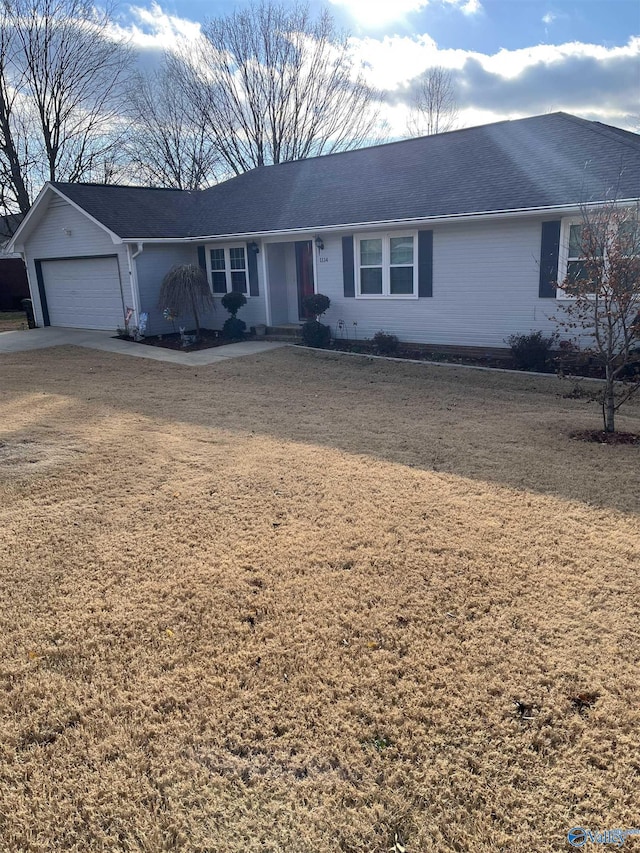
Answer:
[318,255,329,263]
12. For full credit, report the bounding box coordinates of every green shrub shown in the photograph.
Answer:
[301,320,331,348]
[221,291,247,317]
[222,317,247,340]
[303,293,330,319]
[373,330,399,355]
[506,330,557,372]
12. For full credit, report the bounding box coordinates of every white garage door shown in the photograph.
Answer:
[41,256,124,330]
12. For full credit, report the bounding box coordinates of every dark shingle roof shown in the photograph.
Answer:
[52,113,640,240]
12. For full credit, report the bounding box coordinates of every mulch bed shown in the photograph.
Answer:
[116,329,252,352]
[570,429,640,445]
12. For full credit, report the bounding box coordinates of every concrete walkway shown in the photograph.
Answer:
[0,327,287,366]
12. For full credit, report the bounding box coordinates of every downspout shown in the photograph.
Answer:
[126,242,143,319]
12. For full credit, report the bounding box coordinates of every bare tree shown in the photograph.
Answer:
[0,0,131,215]
[126,66,221,190]
[0,4,32,213]
[555,202,640,434]
[170,1,383,176]
[406,66,458,137]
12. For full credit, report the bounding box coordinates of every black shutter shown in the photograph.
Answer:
[418,230,433,297]
[247,242,259,296]
[539,221,560,298]
[342,236,355,297]
[197,245,207,274]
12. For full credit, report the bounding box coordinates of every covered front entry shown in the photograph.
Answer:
[266,240,315,326]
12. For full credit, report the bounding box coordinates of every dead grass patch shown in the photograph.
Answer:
[0,310,27,332]
[0,346,638,852]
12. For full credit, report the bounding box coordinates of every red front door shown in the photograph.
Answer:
[295,240,314,320]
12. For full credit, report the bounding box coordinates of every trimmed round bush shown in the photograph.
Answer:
[301,320,331,348]
[221,291,247,317]
[222,317,247,340]
[303,293,330,319]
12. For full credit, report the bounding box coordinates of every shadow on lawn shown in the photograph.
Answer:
[1,344,639,514]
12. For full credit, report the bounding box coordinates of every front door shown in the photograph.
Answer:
[295,240,314,320]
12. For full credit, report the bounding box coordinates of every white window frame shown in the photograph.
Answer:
[557,214,639,300]
[557,218,587,299]
[206,244,250,296]
[355,231,418,299]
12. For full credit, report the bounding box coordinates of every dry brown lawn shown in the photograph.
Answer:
[0,311,28,333]
[0,345,639,853]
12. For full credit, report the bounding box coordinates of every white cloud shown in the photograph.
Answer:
[542,12,557,25]
[351,33,640,135]
[110,5,639,136]
[328,0,429,27]
[444,0,483,15]
[113,3,201,52]
[327,0,481,28]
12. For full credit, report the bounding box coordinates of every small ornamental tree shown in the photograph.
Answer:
[555,202,640,433]
[303,293,330,320]
[158,264,214,337]
[301,293,331,348]
[221,290,247,339]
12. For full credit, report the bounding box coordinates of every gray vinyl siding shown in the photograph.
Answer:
[135,244,198,335]
[316,218,560,348]
[21,195,131,329]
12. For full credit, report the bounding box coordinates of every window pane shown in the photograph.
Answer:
[567,260,588,282]
[568,224,583,259]
[618,220,638,255]
[390,236,413,265]
[360,267,382,294]
[210,248,225,271]
[231,270,247,293]
[212,271,227,293]
[390,266,414,294]
[229,247,246,271]
[360,239,382,266]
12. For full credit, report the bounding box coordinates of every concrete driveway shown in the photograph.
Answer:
[0,327,287,366]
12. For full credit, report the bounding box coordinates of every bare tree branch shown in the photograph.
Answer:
[126,65,222,190]
[406,66,459,137]
[0,0,132,214]
[170,1,385,176]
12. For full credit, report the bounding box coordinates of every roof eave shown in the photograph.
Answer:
[120,198,640,244]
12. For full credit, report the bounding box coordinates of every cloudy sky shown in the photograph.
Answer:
[117,0,639,135]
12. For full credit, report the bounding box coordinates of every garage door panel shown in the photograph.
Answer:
[41,257,124,330]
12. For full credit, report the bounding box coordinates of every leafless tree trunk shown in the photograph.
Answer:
[170,1,384,177]
[406,66,459,137]
[0,0,131,215]
[556,201,640,433]
[126,66,221,190]
[0,6,32,213]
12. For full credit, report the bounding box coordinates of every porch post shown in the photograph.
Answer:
[260,242,272,327]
